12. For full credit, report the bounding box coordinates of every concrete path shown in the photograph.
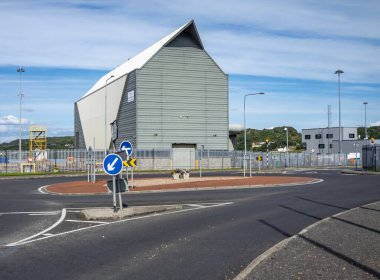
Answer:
[237,201,380,280]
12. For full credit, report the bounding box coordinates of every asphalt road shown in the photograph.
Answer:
[0,170,379,280]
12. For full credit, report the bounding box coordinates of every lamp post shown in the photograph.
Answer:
[104,75,114,154]
[335,69,344,163]
[284,127,289,168]
[244,92,265,177]
[17,67,25,172]
[363,101,368,139]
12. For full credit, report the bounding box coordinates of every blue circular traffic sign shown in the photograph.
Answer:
[120,141,133,156]
[103,154,123,176]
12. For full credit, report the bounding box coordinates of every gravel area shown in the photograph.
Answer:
[46,176,318,194]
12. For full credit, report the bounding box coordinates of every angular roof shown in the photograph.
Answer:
[82,19,203,98]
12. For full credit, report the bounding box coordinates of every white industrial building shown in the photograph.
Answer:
[74,20,228,155]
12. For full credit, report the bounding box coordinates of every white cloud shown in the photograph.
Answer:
[370,121,380,127]
[0,1,379,83]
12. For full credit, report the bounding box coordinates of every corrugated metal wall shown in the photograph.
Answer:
[115,71,137,149]
[136,46,228,150]
[74,103,86,149]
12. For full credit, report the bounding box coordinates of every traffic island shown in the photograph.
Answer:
[82,205,182,220]
[45,176,321,195]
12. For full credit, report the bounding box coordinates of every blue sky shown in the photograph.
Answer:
[1,0,380,143]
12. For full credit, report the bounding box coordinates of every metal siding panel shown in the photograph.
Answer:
[74,103,86,149]
[115,71,137,149]
[137,47,228,150]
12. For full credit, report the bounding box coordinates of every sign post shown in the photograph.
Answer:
[249,154,252,177]
[103,153,123,212]
[256,156,263,172]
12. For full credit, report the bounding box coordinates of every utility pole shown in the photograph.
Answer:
[17,67,25,172]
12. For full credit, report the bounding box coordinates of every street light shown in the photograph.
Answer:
[17,67,25,172]
[104,75,114,154]
[244,92,265,177]
[335,69,344,162]
[284,127,289,168]
[363,101,368,139]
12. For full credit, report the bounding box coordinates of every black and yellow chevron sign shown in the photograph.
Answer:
[123,158,137,167]
[256,156,263,161]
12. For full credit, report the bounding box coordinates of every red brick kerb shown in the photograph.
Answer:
[45,176,320,195]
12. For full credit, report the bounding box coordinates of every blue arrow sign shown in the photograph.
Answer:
[120,141,133,156]
[103,154,123,176]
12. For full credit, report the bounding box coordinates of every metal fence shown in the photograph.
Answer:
[362,145,380,171]
[0,149,360,173]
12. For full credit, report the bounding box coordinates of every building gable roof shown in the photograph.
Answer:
[82,20,202,98]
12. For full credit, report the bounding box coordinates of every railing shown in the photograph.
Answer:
[0,149,360,173]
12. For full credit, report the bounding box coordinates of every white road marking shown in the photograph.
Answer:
[66,219,109,224]
[38,185,50,194]
[7,208,67,247]
[7,202,233,247]
[186,204,206,208]
[66,210,82,213]
[0,211,59,215]
[28,213,59,216]
[42,233,55,237]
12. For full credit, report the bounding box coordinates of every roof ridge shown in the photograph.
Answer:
[81,20,196,99]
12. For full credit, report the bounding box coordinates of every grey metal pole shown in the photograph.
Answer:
[17,67,25,172]
[112,176,117,212]
[363,102,368,139]
[244,95,246,177]
[200,145,204,178]
[118,174,123,211]
[244,92,265,177]
[249,154,252,177]
[284,127,289,167]
[335,70,344,163]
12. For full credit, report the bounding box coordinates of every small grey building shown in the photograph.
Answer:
[75,20,228,157]
[302,127,358,154]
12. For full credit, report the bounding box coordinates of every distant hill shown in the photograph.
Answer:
[1,126,378,151]
[0,136,74,150]
[234,126,302,152]
[357,126,380,139]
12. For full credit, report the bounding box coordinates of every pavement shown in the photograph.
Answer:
[236,201,380,280]
[44,175,320,194]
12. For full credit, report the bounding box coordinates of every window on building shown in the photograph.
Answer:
[349,133,355,139]
[315,134,322,139]
[305,135,311,140]
[329,144,333,149]
[302,142,307,150]
[127,90,135,102]
[326,134,333,139]
[318,144,325,149]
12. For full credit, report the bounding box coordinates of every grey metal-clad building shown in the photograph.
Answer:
[301,127,358,154]
[74,20,228,153]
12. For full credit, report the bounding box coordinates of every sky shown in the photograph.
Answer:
[0,0,380,143]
